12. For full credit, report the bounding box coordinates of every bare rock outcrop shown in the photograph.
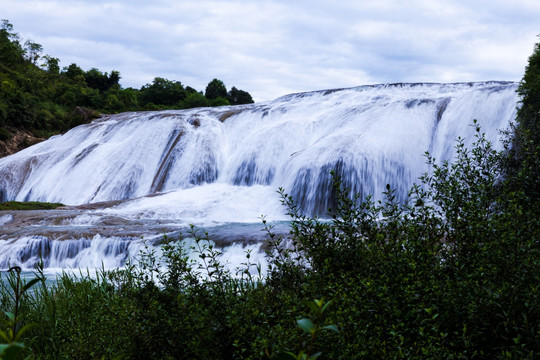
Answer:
[0,130,45,158]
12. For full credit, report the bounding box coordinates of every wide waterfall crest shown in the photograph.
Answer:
[0,82,520,270]
[0,81,518,215]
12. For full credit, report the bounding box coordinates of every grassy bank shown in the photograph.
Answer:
[0,201,64,211]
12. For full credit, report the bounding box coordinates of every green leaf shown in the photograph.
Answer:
[22,277,41,293]
[297,318,315,334]
[303,300,319,314]
[0,342,25,360]
[0,329,11,343]
[4,312,15,323]
[13,323,38,342]
[276,352,298,360]
[320,299,333,314]
[322,324,339,333]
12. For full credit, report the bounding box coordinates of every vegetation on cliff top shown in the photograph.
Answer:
[0,20,253,145]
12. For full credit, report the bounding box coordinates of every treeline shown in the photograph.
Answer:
[0,20,253,140]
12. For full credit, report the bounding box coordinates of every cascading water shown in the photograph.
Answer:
[0,82,519,270]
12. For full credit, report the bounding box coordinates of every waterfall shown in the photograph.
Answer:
[0,82,520,270]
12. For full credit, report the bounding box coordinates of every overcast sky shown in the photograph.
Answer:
[2,0,539,102]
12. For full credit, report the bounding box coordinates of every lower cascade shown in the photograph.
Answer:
[0,82,519,270]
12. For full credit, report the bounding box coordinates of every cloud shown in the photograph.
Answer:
[2,0,539,101]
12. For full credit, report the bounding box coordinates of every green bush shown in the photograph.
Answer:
[0,127,11,141]
[0,201,64,210]
[0,266,42,360]
[22,124,540,358]
[1,121,538,359]
[266,124,539,358]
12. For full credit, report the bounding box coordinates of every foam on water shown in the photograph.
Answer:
[101,183,286,225]
[0,235,148,270]
[0,214,13,226]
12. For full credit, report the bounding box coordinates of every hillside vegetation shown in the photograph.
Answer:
[0,32,538,360]
[0,20,253,155]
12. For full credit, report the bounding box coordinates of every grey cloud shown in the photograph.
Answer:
[2,0,539,101]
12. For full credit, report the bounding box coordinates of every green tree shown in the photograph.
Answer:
[41,55,60,75]
[62,63,85,83]
[84,68,121,93]
[0,20,258,149]
[227,86,254,105]
[139,77,186,107]
[504,39,540,202]
[114,87,139,110]
[181,91,209,108]
[23,39,42,65]
[0,20,24,67]
[517,40,540,133]
[205,78,227,100]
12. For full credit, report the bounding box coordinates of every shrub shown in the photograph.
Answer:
[1,127,538,359]
[0,127,11,141]
[265,123,540,358]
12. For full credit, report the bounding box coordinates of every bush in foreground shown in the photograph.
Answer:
[0,121,538,359]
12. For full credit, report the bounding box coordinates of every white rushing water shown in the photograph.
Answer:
[0,82,519,271]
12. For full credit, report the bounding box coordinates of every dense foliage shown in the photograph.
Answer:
[0,119,538,359]
[0,31,538,360]
[0,20,254,142]
[501,40,540,208]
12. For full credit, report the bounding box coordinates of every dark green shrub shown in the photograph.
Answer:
[180,92,209,108]
[0,127,11,141]
[2,122,538,359]
[210,96,231,107]
[265,123,539,359]
[0,266,43,360]
[205,78,227,100]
